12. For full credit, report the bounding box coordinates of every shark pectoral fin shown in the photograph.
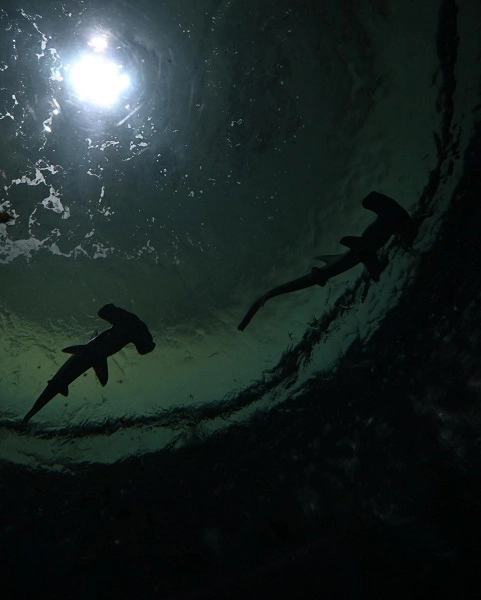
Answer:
[93,359,109,387]
[361,252,383,282]
[313,253,344,266]
[60,386,69,397]
[62,344,88,354]
[339,236,366,251]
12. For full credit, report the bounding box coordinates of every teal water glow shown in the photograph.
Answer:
[1,0,480,469]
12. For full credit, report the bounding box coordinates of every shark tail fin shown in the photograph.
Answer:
[62,344,88,354]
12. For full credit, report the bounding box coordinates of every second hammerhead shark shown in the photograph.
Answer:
[238,191,418,331]
[22,303,156,423]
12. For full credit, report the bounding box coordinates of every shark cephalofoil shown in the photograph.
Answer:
[238,192,418,331]
[22,304,155,423]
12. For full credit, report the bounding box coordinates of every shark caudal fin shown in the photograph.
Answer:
[22,410,35,424]
[22,384,58,424]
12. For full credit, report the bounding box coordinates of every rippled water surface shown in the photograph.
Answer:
[1,0,480,469]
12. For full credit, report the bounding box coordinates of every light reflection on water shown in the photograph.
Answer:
[1,0,478,468]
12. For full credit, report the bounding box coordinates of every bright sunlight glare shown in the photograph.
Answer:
[88,35,108,52]
[69,54,130,107]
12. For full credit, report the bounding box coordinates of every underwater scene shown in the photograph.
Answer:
[1,0,481,597]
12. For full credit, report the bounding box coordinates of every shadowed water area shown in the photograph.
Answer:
[1,0,481,597]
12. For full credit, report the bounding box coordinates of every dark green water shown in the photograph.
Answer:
[1,1,481,596]
[1,0,478,469]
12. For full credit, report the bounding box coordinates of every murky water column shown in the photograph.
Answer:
[0,0,480,469]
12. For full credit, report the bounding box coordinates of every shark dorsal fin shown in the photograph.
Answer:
[93,358,109,387]
[313,253,344,266]
[62,344,87,355]
[340,236,366,251]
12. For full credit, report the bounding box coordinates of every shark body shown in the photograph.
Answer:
[22,304,155,423]
[238,192,418,331]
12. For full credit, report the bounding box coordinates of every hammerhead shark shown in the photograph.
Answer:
[22,304,155,423]
[238,192,418,331]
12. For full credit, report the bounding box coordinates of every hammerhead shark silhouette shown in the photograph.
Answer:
[238,192,418,331]
[22,304,155,423]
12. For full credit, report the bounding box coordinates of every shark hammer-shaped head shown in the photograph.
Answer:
[362,191,418,248]
[98,303,156,355]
